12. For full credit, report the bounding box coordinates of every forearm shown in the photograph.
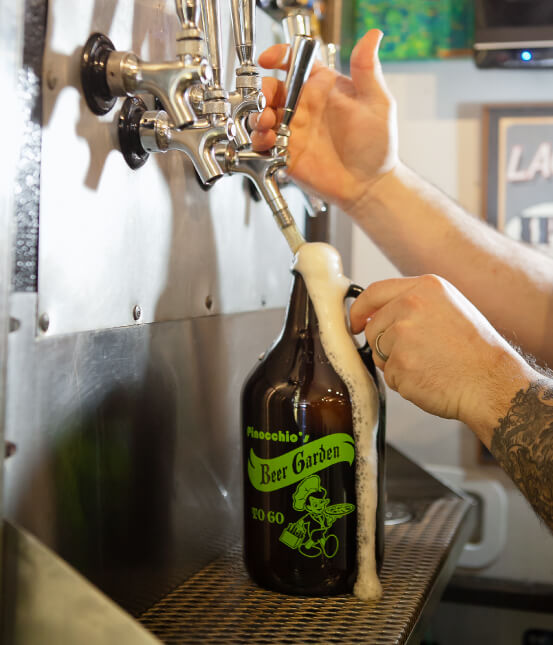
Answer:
[453,352,553,531]
[349,162,553,365]
[489,377,553,533]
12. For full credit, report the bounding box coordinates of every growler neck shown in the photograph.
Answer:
[282,271,320,338]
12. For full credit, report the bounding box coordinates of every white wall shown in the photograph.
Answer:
[351,58,553,582]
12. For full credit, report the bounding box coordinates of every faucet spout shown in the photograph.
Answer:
[228,89,265,149]
[217,145,305,253]
[139,109,235,184]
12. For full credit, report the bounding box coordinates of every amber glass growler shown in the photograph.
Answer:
[241,271,385,596]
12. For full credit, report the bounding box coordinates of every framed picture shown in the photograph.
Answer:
[483,104,553,256]
[352,0,474,61]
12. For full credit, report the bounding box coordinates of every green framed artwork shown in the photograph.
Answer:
[352,0,475,61]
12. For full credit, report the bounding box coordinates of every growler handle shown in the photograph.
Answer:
[345,283,379,378]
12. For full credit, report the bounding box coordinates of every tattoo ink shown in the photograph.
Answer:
[491,382,553,532]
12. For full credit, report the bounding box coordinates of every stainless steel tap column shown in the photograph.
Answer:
[201,0,231,119]
[231,0,255,65]
[229,0,266,148]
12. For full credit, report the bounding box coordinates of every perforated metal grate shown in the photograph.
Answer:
[139,497,470,644]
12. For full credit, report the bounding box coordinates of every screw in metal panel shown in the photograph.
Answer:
[205,295,213,310]
[38,313,50,332]
[133,305,142,321]
[5,441,17,458]
[9,317,20,332]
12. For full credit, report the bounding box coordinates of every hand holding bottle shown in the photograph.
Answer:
[251,29,398,213]
[349,274,538,447]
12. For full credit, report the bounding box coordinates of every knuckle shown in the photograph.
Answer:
[388,345,415,373]
[383,366,398,392]
[402,293,423,313]
[392,319,410,340]
[420,273,447,293]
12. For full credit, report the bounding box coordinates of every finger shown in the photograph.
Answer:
[368,326,394,370]
[261,76,287,108]
[360,301,400,367]
[259,44,290,71]
[349,277,420,334]
[248,106,277,132]
[350,29,388,100]
[251,129,276,151]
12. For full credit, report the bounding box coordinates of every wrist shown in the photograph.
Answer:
[344,161,409,224]
[460,347,538,449]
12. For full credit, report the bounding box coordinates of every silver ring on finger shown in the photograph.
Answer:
[374,331,389,362]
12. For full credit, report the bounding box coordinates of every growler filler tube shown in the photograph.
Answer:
[242,243,385,598]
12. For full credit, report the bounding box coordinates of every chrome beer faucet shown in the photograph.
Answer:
[131,0,237,183]
[256,0,335,220]
[111,0,238,182]
[80,1,211,129]
[216,34,319,252]
[132,106,235,184]
[228,0,266,149]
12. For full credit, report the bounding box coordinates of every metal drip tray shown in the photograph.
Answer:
[139,447,476,645]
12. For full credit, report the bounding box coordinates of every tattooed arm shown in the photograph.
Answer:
[491,382,553,532]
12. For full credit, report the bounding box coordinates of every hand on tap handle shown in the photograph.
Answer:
[251,29,398,214]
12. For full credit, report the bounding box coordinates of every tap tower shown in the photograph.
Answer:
[80,0,318,253]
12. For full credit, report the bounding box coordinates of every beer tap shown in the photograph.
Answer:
[116,0,236,183]
[216,35,319,253]
[228,0,266,149]
[256,0,334,220]
[80,0,211,129]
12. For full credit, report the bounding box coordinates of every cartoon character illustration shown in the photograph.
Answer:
[279,474,355,558]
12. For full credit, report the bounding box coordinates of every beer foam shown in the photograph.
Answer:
[293,242,382,601]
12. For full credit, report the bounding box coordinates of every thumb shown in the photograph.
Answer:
[350,29,386,99]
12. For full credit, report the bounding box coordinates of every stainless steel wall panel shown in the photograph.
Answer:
[4,0,352,623]
[1,0,24,615]
[5,292,285,614]
[38,0,304,336]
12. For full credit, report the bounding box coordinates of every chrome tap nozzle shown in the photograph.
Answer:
[139,109,236,184]
[217,144,304,252]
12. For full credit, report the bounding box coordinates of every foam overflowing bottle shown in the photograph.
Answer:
[241,243,385,598]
